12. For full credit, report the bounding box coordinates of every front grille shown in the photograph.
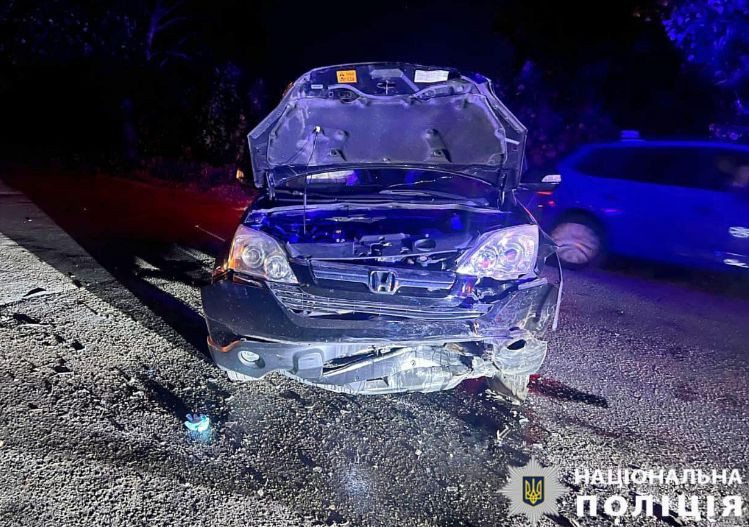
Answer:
[311,261,455,293]
[269,283,486,321]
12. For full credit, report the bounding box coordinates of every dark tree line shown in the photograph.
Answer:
[0,0,744,180]
[0,0,269,175]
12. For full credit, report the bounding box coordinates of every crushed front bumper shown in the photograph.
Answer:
[201,266,561,394]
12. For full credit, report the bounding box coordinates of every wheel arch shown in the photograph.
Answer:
[552,208,606,238]
[550,208,609,268]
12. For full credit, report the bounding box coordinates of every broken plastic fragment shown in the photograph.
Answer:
[185,414,210,432]
[184,413,211,442]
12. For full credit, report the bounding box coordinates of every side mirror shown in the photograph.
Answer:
[519,173,561,193]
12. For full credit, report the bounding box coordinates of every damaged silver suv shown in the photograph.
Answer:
[202,63,562,399]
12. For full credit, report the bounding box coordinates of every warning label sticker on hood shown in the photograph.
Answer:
[414,69,450,83]
[336,70,357,83]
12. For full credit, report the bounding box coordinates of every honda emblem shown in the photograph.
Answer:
[368,270,398,294]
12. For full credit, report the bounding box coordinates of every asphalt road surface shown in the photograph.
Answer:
[1,180,747,526]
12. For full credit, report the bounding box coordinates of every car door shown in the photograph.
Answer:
[695,147,749,270]
[571,145,693,263]
[633,146,725,267]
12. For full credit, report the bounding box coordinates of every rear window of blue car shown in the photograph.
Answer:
[575,145,749,192]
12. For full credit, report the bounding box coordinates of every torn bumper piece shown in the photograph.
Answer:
[202,277,559,394]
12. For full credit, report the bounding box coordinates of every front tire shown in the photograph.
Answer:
[551,219,603,269]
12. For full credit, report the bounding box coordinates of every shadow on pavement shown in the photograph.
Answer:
[0,179,213,364]
[92,240,213,357]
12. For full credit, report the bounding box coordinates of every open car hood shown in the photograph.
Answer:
[248,62,527,191]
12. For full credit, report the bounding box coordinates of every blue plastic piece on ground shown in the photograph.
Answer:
[185,413,212,442]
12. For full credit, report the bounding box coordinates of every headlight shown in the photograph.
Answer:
[456,224,538,281]
[228,225,298,284]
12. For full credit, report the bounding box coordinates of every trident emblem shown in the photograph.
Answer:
[523,476,544,506]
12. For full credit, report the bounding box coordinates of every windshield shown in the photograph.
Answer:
[276,169,499,205]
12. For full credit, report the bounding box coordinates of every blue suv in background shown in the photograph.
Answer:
[533,139,749,271]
